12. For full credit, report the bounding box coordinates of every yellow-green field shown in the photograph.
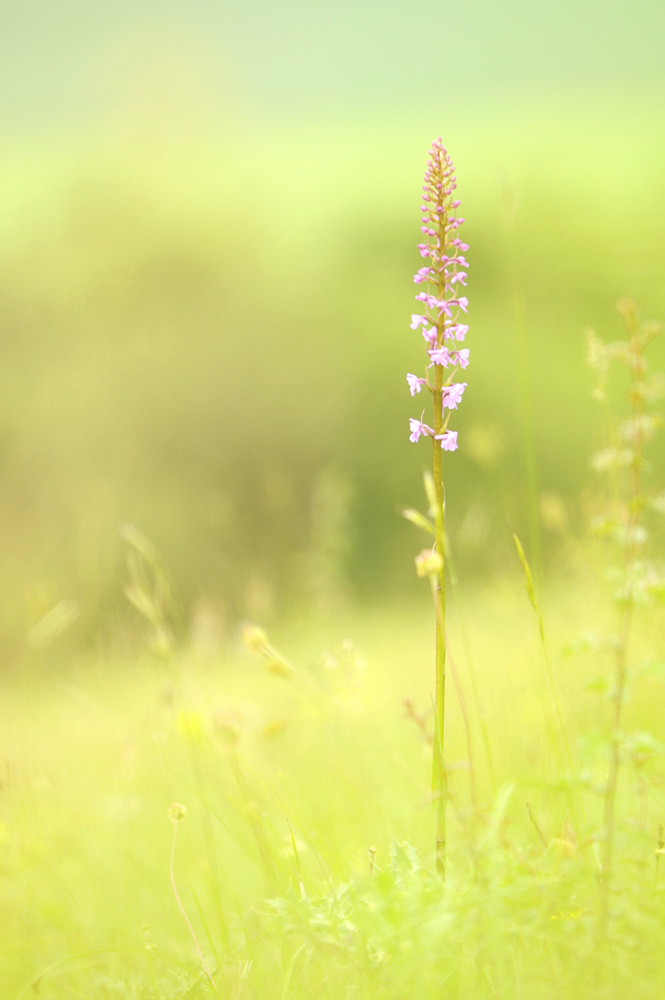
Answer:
[4,572,665,996]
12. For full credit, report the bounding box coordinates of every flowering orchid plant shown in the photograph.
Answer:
[406,138,469,877]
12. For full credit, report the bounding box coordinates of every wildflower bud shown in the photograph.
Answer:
[241,624,269,652]
[415,549,444,577]
[616,298,638,329]
[168,802,187,822]
[549,838,578,859]
[242,623,294,676]
[266,658,293,677]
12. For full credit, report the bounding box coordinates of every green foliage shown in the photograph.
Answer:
[3,108,665,1000]
[1,109,664,654]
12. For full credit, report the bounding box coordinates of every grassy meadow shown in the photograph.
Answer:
[2,100,665,996]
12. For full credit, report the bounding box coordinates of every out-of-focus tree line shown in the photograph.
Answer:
[1,111,664,658]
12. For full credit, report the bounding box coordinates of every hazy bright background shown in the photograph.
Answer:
[1,0,665,659]
[4,5,665,996]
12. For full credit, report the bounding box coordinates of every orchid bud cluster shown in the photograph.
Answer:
[407,138,469,451]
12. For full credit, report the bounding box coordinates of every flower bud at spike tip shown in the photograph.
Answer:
[407,140,469,448]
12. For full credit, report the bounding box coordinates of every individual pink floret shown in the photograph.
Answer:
[414,266,435,284]
[409,418,434,443]
[428,346,454,367]
[406,373,427,396]
[443,323,469,341]
[435,430,459,451]
[441,383,467,409]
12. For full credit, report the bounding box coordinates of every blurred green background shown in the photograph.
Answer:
[1,0,665,658]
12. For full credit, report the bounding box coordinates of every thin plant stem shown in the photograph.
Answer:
[601,599,634,881]
[228,750,279,890]
[598,301,651,931]
[600,498,640,911]
[500,175,543,588]
[513,533,588,847]
[445,538,497,795]
[445,637,477,810]
[526,802,548,849]
[186,743,229,955]
[169,818,219,995]
[430,438,448,879]
[655,826,664,888]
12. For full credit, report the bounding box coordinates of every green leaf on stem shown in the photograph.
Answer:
[402,508,435,535]
[512,533,537,613]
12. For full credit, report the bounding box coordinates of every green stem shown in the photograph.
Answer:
[601,600,633,886]
[445,539,497,796]
[431,376,448,879]
[600,306,645,927]
[500,178,543,588]
[170,821,219,995]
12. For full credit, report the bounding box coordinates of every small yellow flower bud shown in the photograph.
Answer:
[415,549,443,577]
[168,802,187,823]
[549,838,577,859]
[266,658,293,677]
[242,624,293,676]
[241,624,269,652]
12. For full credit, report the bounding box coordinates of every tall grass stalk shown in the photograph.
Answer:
[513,534,574,770]
[499,175,543,587]
[429,466,449,877]
[513,532,589,856]
[168,803,219,995]
[448,544,496,795]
